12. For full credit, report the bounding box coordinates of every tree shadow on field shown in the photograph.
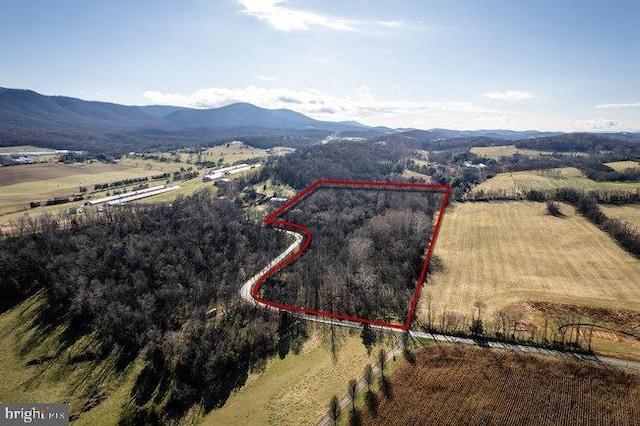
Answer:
[380,375,393,400]
[349,408,362,426]
[365,390,379,417]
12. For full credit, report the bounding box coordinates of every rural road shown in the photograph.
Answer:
[238,228,640,424]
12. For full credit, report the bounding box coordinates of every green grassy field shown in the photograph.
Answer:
[472,167,640,197]
[201,329,399,426]
[605,160,640,172]
[600,204,640,228]
[418,201,640,355]
[0,294,142,425]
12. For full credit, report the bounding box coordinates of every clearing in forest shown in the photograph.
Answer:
[254,180,450,330]
[472,167,640,197]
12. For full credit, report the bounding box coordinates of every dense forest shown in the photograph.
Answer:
[253,141,408,190]
[0,192,299,421]
[260,186,444,324]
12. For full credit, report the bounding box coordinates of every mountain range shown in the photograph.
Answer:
[1,87,637,154]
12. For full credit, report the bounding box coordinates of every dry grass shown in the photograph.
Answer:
[359,343,640,426]
[600,204,640,228]
[200,143,268,165]
[201,327,398,426]
[605,160,640,172]
[473,167,640,197]
[401,169,430,180]
[419,201,640,325]
[0,145,57,154]
[470,145,552,159]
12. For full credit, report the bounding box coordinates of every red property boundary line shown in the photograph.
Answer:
[251,179,452,331]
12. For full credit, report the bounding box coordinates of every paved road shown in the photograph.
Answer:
[238,228,640,424]
[239,229,303,306]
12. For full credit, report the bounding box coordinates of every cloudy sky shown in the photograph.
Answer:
[2,0,639,131]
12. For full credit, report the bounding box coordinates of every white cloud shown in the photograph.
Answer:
[484,90,533,102]
[595,102,640,109]
[258,75,278,82]
[237,0,357,31]
[236,0,410,32]
[568,118,619,130]
[142,86,499,124]
[376,20,404,28]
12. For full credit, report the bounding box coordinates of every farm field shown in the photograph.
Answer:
[0,294,143,425]
[147,142,272,165]
[359,343,640,426]
[605,160,640,172]
[202,329,399,426]
[0,145,57,154]
[200,142,268,164]
[418,201,640,354]
[600,204,640,228]
[472,167,640,197]
[470,145,553,159]
[0,159,185,217]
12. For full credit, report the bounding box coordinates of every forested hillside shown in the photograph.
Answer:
[253,142,408,190]
[261,186,444,324]
[0,192,294,421]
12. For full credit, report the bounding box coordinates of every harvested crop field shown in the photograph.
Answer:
[360,344,640,426]
[419,201,640,322]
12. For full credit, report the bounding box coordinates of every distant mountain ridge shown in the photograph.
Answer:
[1,87,638,154]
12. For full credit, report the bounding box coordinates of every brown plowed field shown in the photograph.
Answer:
[361,344,640,426]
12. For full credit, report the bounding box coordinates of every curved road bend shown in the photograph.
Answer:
[238,229,640,423]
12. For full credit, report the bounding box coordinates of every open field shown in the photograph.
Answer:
[600,204,640,228]
[605,160,640,172]
[358,343,640,425]
[149,142,270,165]
[470,145,553,159]
[418,201,640,354]
[0,145,57,154]
[472,167,640,197]
[0,159,186,217]
[201,143,268,164]
[202,328,399,426]
[0,294,142,425]
[401,168,430,180]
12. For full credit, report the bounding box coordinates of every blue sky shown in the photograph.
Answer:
[1,0,639,131]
